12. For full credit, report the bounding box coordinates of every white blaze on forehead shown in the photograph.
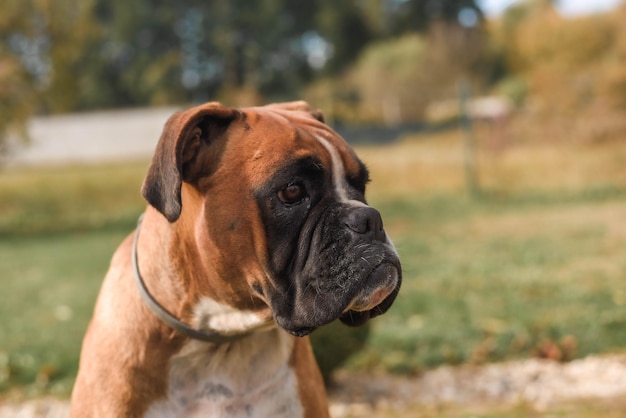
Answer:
[315,135,365,206]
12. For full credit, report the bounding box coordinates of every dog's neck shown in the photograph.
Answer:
[138,207,273,340]
[128,211,299,416]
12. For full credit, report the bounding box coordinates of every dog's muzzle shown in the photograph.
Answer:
[271,203,402,337]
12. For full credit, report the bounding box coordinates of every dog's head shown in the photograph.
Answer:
[142,101,401,337]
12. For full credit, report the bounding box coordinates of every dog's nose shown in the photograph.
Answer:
[344,206,386,242]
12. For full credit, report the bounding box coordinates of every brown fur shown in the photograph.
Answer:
[71,228,186,417]
[71,102,335,417]
[291,337,331,417]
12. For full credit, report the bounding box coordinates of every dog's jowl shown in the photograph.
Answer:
[70,101,402,418]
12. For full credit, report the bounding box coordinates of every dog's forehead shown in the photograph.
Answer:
[238,107,363,184]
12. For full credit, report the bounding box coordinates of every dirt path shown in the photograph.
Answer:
[329,353,626,417]
[3,353,626,417]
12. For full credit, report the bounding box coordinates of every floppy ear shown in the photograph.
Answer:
[141,102,238,222]
[266,101,325,123]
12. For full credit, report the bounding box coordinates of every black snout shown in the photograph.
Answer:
[344,206,386,242]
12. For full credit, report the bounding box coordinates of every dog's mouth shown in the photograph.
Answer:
[338,263,400,327]
[273,255,402,338]
[284,263,400,335]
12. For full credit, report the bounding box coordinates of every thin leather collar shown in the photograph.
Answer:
[131,214,270,343]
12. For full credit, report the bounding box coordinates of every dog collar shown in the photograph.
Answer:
[132,214,270,343]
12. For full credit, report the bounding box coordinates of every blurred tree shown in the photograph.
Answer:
[79,0,400,105]
[379,0,484,35]
[81,0,185,108]
[350,34,430,123]
[193,0,319,103]
[601,4,626,110]
[77,0,323,105]
[315,0,375,74]
[0,55,33,152]
[499,0,616,114]
[0,0,99,152]
[489,0,626,143]
[346,19,487,124]
[0,1,33,148]
[0,0,489,137]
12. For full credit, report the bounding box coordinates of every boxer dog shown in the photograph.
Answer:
[71,101,401,417]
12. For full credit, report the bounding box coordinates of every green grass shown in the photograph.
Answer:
[0,161,147,397]
[0,161,147,237]
[0,229,130,397]
[355,193,626,374]
[2,139,626,398]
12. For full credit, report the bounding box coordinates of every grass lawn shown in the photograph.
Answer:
[2,132,626,399]
[0,229,129,397]
[359,193,626,374]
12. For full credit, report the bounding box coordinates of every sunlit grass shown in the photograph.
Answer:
[360,127,626,197]
[0,229,129,397]
[0,161,147,236]
[357,194,626,374]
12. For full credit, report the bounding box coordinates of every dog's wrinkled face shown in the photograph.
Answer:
[142,102,401,337]
[244,106,401,337]
[254,129,401,337]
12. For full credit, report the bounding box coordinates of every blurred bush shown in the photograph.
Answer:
[485,0,626,143]
[350,34,430,123]
[310,321,370,382]
[307,22,488,124]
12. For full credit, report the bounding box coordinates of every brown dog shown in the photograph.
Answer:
[70,101,401,417]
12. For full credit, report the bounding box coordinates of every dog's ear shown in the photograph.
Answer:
[141,102,238,222]
[266,101,325,123]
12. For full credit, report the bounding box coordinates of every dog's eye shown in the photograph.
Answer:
[278,183,307,205]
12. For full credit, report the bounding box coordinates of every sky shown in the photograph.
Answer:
[478,0,624,17]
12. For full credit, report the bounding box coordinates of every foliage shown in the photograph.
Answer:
[380,0,484,35]
[0,0,100,112]
[350,34,430,123]
[336,20,487,124]
[310,320,370,382]
[0,55,33,149]
[599,7,626,110]
[0,0,100,154]
[483,0,626,144]
[79,0,185,108]
[0,0,487,138]
[508,5,614,111]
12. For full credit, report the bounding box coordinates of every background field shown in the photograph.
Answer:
[2,127,626,402]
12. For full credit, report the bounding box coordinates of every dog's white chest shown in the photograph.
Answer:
[144,330,303,418]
